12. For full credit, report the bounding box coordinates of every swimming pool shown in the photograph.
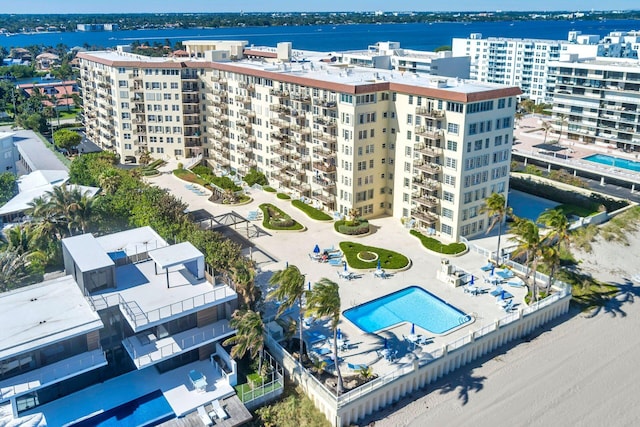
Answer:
[584,154,640,173]
[71,390,175,427]
[508,190,559,222]
[343,286,470,335]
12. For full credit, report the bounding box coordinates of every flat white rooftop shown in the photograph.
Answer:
[62,233,114,272]
[89,259,236,331]
[0,276,103,360]
[95,225,167,256]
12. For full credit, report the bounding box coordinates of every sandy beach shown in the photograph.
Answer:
[368,231,640,427]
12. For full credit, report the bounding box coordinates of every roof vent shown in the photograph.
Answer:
[39,320,47,324]
[30,298,38,302]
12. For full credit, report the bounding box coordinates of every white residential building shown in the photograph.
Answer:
[78,42,519,241]
[452,31,637,104]
[550,55,640,152]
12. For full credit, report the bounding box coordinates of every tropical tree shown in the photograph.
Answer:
[541,120,552,144]
[538,208,570,254]
[305,278,343,395]
[231,258,258,310]
[138,149,152,166]
[510,217,543,302]
[0,171,17,205]
[223,309,265,375]
[480,192,511,264]
[540,245,561,296]
[268,264,306,361]
[98,169,121,195]
[53,128,81,152]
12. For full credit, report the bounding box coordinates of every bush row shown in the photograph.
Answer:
[291,200,333,221]
[409,230,467,255]
[334,219,369,235]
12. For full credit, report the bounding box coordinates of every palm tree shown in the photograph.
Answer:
[47,184,81,237]
[268,264,306,361]
[540,245,560,296]
[538,208,570,254]
[510,217,543,302]
[73,192,95,234]
[305,278,343,395]
[223,309,265,375]
[231,258,258,310]
[480,192,511,264]
[98,169,121,195]
[541,121,552,145]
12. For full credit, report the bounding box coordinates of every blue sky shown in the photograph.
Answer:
[2,1,639,14]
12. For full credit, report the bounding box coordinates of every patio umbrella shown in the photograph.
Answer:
[410,323,415,335]
[337,328,342,340]
[470,275,475,285]
[343,261,347,271]
[491,266,495,275]
[313,244,320,254]
[377,259,381,270]
[501,289,506,300]
[308,281,311,291]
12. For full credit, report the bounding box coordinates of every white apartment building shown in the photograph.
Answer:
[550,55,640,152]
[334,41,470,79]
[452,31,636,104]
[78,42,519,241]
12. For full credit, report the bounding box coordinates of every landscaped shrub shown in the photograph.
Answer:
[263,186,277,193]
[410,230,467,255]
[334,219,369,235]
[244,168,269,186]
[277,193,291,200]
[259,203,303,231]
[339,242,409,269]
[291,200,332,221]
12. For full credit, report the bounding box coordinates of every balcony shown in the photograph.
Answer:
[270,132,289,142]
[313,162,336,173]
[234,95,252,104]
[413,195,439,208]
[239,109,256,118]
[313,116,337,128]
[122,319,235,369]
[414,161,440,175]
[0,349,107,401]
[312,131,337,144]
[312,192,335,204]
[415,126,443,140]
[269,89,289,97]
[290,124,311,135]
[269,104,291,114]
[313,98,337,109]
[211,75,227,83]
[290,92,311,103]
[413,177,440,191]
[312,176,336,189]
[271,118,290,129]
[415,143,443,156]
[415,107,445,119]
[411,209,438,224]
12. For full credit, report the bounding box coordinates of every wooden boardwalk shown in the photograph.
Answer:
[159,395,253,427]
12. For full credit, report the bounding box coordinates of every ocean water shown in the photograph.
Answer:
[1,19,638,51]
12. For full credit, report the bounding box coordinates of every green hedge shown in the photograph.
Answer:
[259,203,303,231]
[291,200,332,221]
[410,230,467,255]
[263,186,277,193]
[277,193,291,200]
[334,219,369,235]
[339,242,409,269]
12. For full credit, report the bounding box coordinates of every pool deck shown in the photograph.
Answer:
[147,170,528,380]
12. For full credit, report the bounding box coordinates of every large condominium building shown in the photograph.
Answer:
[549,55,640,152]
[452,31,638,104]
[0,226,239,423]
[334,41,470,79]
[78,42,519,241]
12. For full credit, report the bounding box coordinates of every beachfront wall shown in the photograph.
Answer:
[266,289,571,426]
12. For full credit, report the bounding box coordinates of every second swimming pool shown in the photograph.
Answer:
[343,286,471,335]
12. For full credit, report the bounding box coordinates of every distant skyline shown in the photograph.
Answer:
[1,1,639,14]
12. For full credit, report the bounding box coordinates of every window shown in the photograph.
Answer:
[447,123,459,135]
[442,208,454,219]
[444,175,456,186]
[446,140,457,151]
[407,114,413,125]
[443,191,454,202]
[441,224,452,236]
[445,157,457,169]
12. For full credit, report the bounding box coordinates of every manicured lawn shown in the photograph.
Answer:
[555,204,598,218]
[234,380,284,403]
[263,186,277,193]
[277,192,291,200]
[410,230,467,255]
[339,241,409,269]
[291,200,332,221]
[259,203,304,231]
[173,168,207,185]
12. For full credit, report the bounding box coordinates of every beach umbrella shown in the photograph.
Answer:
[501,289,505,300]
[410,323,415,335]
[377,259,381,270]
[308,281,311,291]
[491,266,495,275]
[313,244,320,253]
[337,328,342,340]
[470,275,475,285]
[343,261,347,271]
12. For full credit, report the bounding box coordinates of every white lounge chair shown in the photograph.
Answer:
[210,399,228,420]
[197,405,213,426]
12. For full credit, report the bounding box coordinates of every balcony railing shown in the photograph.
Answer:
[415,107,445,118]
[122,320,235,369]
[414,161,440,175]
[415,126,443,139]
[413,196,439,208]
[411,209,438,224]
[0,348,107,401]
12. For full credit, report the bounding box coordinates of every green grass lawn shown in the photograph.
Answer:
[555,204,598,218]
[235,380,284,403]
[277,192,291,199]
[259,203,304,231]
[263,186,277,193]
[58,108,81,119]
[409,230,467,255]
[291,200,332,221]
[173,168,207,186]
[339,241,409,269]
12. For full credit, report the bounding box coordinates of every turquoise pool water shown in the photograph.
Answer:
[71,390,175,427]
[343,286,470,334]
[584,154,640,172]
[508,190,559,222]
